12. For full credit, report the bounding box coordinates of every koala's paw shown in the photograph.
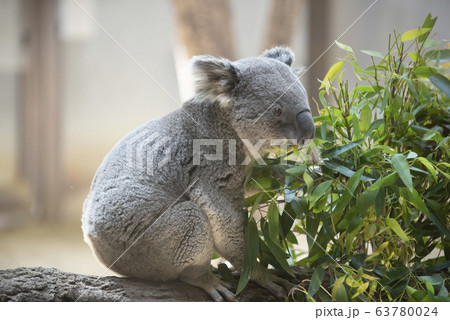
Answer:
[204,279,238,302]
[181,270,237,302]
[251,264,296,300]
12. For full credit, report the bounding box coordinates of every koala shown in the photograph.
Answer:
[82,47,315,301]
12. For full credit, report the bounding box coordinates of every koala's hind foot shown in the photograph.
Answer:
[180,265,237,302]
[251,263,296,300]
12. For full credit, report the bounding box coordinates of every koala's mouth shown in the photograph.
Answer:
[297,138,313,147]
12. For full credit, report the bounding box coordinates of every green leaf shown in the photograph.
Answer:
[405,189,450,239]
[286,165,306,176]
[305,215,320,249]
[217,263,236,285]
[320,121,327,141]
[435,136,449,150]
[414,66,437,78]
[360,104,372,133]
[406,151,418,159]
[425,260,450,273]
[321,139,363,159]
[416,157,437,180]
[438,284,449,298]
[360,50,384,59]
[386,218,410,244]
[261,223,294,277]
[285,230,298,244]
[252,177,281,190]
[332,168,364,214]
[267,200,280,243]
[374,187,385,218]
[407,286,428,302]
[335,41,353,53]
[346,167,365,194]
[430,73,450,98]
[366,241,389,260]
[308,267,324,297]
[338,188,379,232]
[425,49,450,62]
[419,13,437,41]
[319,211,338,245]
[418,274,444,286]
[249,192,264,216]
[423,39,435,48]
[391,154,413,192]
[323,161,372,181]
[319,90,328,107]
[399,75,419,99]
[236,218,259,294]
[320,61,344,90]
[369,172,399,190]
[401,28,432,42]
[290,199,308,218]
[352,86,375,94]
[303,172,314,195]
[381,266,409,286]
[332,276,348,302]
[409,52,421,63]
[309,180,332,208]
[245,191,273,208]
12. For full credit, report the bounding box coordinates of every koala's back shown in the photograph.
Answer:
[82,109,195,270]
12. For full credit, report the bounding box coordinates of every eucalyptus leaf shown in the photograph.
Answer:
[418,274,444,286]
[391,154,413,192]
[401,28,431,42]
[360,49,384,59]
[267,200,280,243]
[429,73,450,97]
[236,217,259,294]
[386,218,410,244]
[320,61,344,90]
[414,66,437,78]
[335,41,354,53]
[308,267,324,297]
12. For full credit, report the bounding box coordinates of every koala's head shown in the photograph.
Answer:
[191,47,315,147]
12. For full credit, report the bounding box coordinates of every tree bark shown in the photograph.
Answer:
[171,0,235,59]
[0,266,318,302]
[307,0,331,117]
[264,0,305,49]
[18,0,62,221]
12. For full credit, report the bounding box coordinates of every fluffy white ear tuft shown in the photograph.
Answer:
[293,66,306,77]
[191,56,239,107]
[262,47,294,66]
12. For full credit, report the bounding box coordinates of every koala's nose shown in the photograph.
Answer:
[296,110,315,140]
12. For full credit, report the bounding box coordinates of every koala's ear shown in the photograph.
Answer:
[262,47,294,66]
[191,56,239,107]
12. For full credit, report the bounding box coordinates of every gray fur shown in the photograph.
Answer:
[262,46,294,66]
[82,47,314,301]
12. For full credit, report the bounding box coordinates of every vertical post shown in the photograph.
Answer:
[18,0,61,221]
[264,0,305,49]
[307,0,330,117]
[171,0,235,59]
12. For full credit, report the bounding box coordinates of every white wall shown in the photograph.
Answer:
[0,0,20,184]
[61,0,180,182]
[325,0,449,86]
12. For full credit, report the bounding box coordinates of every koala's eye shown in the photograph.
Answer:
[272,106,282,117]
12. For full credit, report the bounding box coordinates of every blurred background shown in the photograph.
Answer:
[0,0,449,276]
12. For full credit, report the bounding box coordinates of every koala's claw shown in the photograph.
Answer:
[251,264,296,300]
[207,283,237,302]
